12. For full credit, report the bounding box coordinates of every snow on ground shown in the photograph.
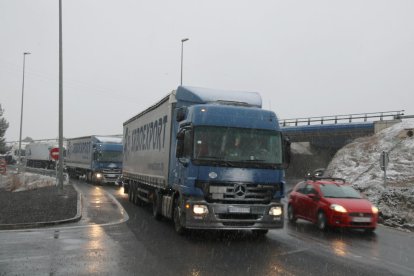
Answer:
[0,170,69,192]
[325,119,414,231]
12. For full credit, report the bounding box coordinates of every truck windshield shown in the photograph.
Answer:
[97,151,123,163]
[193,126,283,165]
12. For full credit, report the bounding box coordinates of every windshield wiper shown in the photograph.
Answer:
[196,158,237,167]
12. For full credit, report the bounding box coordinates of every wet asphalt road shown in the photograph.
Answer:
[0,181,413,275]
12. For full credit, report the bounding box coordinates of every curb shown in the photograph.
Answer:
[0,186,83,231]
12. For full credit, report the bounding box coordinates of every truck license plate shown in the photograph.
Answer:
[352,217,371,223]
[228,206,250,213]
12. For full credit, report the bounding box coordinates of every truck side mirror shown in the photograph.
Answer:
[176,107,187,122]
[282,136,291,169]
[176,132,185,158]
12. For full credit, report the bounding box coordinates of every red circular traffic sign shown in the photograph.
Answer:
[50,147,60,161]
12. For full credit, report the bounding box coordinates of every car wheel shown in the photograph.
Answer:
[287,204,297,223]
[364,227,376,234]
[317,211,328,231]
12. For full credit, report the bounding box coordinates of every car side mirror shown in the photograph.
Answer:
[308,193,319,200]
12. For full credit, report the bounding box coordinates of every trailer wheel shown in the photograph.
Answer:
[128,185,133,202]
[123,184,129,194]
[152,191,162,220]
[133,184,144,206]
[86,172,92,183]
[173,197,187,235]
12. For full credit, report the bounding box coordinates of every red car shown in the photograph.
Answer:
[287,177,378,232]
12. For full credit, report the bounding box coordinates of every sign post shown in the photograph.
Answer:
[0,158,6,175]
[50,148,60,185]
[380,151,389,186]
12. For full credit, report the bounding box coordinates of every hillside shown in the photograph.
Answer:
[325,119,414,231]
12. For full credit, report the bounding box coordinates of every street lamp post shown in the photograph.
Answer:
[58,0,64,193]
[180,38,189,86]
[18,52,31,170]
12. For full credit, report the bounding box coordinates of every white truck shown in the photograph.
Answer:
[25,141,59,169]
[6,141,30,165]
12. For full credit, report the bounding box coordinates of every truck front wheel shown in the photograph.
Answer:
[173,198,186,235]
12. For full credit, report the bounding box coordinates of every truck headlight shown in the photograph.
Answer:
[193,204,209,215]
[96,173,103,179]
[269,206,282,216]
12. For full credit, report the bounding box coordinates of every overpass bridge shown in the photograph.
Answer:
[280,110,405,150]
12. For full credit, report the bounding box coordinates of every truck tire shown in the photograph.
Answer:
[152,191,162,220]
[132,183,144,206]
[128,186,133,202]
[123,184,129,194]
[173,198,186,235]
[86,172,92,183]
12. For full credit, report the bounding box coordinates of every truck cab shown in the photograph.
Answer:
[174,104,289,232]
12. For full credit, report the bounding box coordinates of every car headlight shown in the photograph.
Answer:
[193,204,209,215]
[269,206,283,216]
[330,204,347,213]
[371,206,379,214]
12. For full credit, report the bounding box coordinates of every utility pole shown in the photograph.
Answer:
[180,38,189,85]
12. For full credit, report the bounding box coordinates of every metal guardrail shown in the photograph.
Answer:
[280,110,405,127]
[8,165,69,181]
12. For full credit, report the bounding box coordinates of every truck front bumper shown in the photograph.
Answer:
[183,199,284,230]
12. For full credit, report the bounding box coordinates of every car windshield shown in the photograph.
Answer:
[193,126,283,164]
[320,184,363,199]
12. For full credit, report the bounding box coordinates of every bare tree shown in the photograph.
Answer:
[0,104,10,154]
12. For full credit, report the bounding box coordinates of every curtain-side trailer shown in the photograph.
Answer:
[66,135,123,184]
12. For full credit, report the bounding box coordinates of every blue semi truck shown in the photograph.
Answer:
[122,86,290,235]
[65,135,123,184]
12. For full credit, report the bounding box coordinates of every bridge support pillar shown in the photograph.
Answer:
[374,119,401,133]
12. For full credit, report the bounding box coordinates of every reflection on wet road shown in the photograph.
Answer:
[0,181,413,275]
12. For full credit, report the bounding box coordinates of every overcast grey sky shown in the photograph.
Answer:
[1,0,413,141]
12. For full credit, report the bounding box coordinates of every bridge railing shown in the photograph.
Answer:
[280,110,405,127]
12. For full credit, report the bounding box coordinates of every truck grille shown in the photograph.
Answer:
[195,181,278,204]
[103,169,121,174]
